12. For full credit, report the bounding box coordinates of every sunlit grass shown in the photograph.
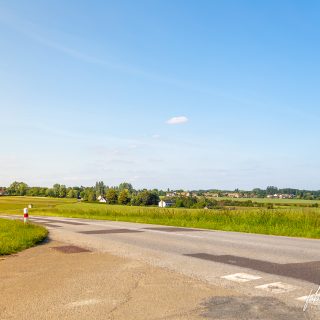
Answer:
[0,196,76,214]
[1,196,319,239]
[33,202,320,239]
[0,219,48,255]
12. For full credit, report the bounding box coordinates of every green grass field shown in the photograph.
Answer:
[214,197,320,206]
[1,196,319,239]
[0,218,48,255]
[0,196,76,213]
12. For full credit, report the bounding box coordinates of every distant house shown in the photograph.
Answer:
[97,195,107,203]
[0,188,6,196]
[267,193,294,199]
[180,192,190,197]
[226,193,240,198]
[158,200,174,208]
[165,192,176,198]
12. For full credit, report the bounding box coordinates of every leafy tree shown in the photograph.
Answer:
[39,188,48,196]
[95,181,106,198]
[52,184,61,197]
[46,188,55,197]
[67,189,74,198]
[27,187,40,196]
[106,188,118,204]
[118,182,133,192]
[59,185,67,198]
[87,191,96,202]
[132,190,159,206]
[252,188,266,197]
[8,181,29,196]
[118,189,130,205]
[266,186,278,195]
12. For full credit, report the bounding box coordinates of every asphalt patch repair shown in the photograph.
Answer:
[185,253,320,284]
[32,218,88,226]
[143,227,199,232]
[52,245,91,254]
[201,296,307,320]
[79,229,143,234]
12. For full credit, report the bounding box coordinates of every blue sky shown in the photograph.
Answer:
[1,0,320,190]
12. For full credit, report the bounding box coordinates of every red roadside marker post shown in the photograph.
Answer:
[23,208,29,224]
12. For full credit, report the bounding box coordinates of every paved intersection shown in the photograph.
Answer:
[3,215,320,318]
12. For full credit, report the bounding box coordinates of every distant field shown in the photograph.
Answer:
[0,219,48,255]
[0,196,76,214]
[1,196,319,239]
[217,197,320,205]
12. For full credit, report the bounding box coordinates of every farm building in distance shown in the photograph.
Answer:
[158,200,174,208]
[97,195,107,203]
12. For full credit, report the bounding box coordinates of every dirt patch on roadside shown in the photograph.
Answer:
[0,241,234,320]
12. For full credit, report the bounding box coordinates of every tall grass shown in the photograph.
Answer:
[1,197,319,238]
[0,219,48,255]
[32,203,320,239]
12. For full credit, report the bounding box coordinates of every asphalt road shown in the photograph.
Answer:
[3,215,320,318]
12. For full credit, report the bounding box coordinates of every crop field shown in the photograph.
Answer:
[0,196,319,239]
[0,218,48,255]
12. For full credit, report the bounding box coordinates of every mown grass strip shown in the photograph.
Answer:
[0,219,48,255]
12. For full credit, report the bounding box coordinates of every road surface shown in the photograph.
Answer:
[2,215,320,318]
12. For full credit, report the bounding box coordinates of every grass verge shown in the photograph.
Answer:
[33,203,320,239]
[0,219,48,255]
[1,197,319,239]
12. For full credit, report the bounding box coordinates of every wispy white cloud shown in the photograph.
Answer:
[166,116,189,125]
[152,134,161,139]
[0,9,190,89]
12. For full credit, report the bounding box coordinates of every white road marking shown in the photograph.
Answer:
[255,282,298,294]
[296,294,320,305]
[221,273,262,283]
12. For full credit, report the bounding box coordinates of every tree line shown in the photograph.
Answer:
[2,182,320,207]
[3,181,162,206]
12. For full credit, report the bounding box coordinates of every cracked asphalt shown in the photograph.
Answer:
[1,216,319,319]
[0,240,234,320]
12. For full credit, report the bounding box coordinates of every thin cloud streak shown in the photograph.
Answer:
[0,7,246,101]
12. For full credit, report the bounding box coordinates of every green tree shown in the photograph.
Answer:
[118,189,130,205]
[133,190,159,206]
[52,184,61,197]
[106,188,118,204]
[266,186,278,195]
[8,181,28,196]
[59,185,67,198]
[87,191,96,202]
[118,182,133,192]
[95,181,106,198]
[67,189,74,198]
[46,188,55,197]
[18,183,28,196]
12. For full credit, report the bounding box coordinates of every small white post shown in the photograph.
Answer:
[23,208,29,224]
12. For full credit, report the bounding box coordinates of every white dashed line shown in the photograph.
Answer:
[221,273,262,283]
[255,282,298,294]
